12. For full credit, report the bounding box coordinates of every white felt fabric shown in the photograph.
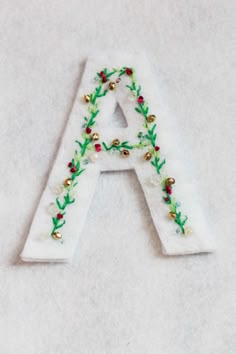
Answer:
[1,1,235,353]
[21,53,215,262]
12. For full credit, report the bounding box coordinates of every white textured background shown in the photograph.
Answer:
[0,1,236,353]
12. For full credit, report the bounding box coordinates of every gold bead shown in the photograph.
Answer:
[83,94,90,103]
[52,231,62,240]
[92,133,99,141]
[64,178,72,187]
[109,82,116,90]
[112,139,120,146]
[147,114,156,123]
[168,211,176,219]
[166,177,175,185]
[144,152,152,160]
[121,149,130,158]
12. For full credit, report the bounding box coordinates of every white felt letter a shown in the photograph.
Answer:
[21,53,215,262]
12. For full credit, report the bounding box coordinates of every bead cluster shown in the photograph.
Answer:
[48,66,191,241]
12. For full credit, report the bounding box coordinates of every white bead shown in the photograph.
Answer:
[88,153,98,162]
[128,92,136,101]
[109,148,117,155]
[184,226,193,236]
[149,174,162,186]
[47,202,58,216]
[54,184,64,195]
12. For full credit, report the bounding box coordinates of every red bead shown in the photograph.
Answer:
[137,96,144,104]
[70,167,77,173]
[155,146,160,151]
[86,127,92,134]
[164,197,169,202]
[95,143,101,152]
[125,68,133,76]
[68,162,72,167]
[166,185,172,195]
[57,213,63,219]
[100,71,107,82]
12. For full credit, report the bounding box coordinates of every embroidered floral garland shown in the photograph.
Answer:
[49,67,192,241]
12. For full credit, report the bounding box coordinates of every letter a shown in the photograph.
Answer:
[21,52,215,262]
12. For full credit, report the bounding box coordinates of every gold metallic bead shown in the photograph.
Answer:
[147,114,156,123]
[64,178,72,187]
[166,177,175,185]
[83,94,90,103]
[52,231,62,240]
[168,211,176,219]
[121,149,130,158]
[112,139,120,146]
[92,133,99,141]
[144,152,152,160]
[109,82,116,90]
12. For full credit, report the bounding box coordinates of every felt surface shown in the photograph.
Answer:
[0,0,235,353]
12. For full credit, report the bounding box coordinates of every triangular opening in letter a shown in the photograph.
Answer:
[108,102,128,128]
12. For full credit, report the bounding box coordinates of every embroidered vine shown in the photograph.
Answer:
[49,67,191,241]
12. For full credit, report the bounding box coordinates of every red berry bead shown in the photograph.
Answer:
[86,127,92,134]
[137,96,144,104]
[155,146,160,151]
[100,71,107,82]
[57,213,63,219]
[125,68,133,76]
[70,167,77,173]
[68,162,72,167]
[164,197,169,202]
[166,185,172,195]
[95,143,101,152]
